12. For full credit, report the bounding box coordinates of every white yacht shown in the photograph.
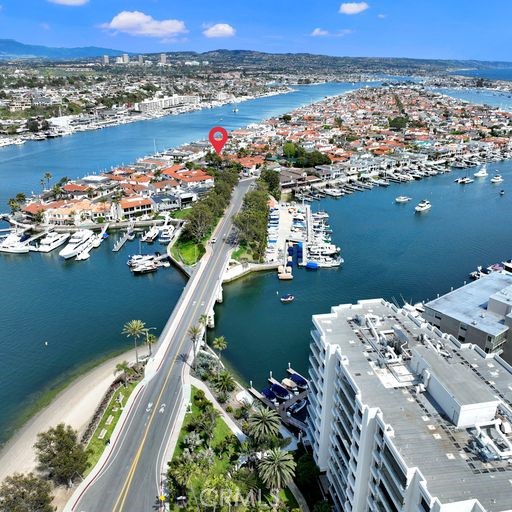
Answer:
[141,226,160,243]
[158,226,174,244]
[455,176,474,184]
[36,232,70,253]
[58,229,94,259]
[415,200,432,213]
[491,174,504,184]
[395,196,412,203]
[0,231,29,254]
[309,243,341,256]
[474,165,488,178]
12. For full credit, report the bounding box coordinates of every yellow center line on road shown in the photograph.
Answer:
[111,183,249,512]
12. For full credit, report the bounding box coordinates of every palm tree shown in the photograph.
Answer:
[257,448,296,491]
[214,370,235,394]
[187,324,202,369]
[212,336,227,364]
[115,361,133,387]
[145,332,157,356]
[198,313,208,328]
[122,319,146,364]
[43,172,52,190]
[247,406,281,444]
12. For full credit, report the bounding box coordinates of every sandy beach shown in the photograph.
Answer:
[0,348,137,482]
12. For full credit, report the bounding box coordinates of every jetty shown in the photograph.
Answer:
[112,221,135,252]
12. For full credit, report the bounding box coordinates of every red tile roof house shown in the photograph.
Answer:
[118,196,154,220]
[62,183,90,199]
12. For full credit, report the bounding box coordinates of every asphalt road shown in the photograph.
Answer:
[72,177,256,512]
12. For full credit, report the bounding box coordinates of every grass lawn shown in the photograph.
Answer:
[231,245,255,263]
[85,381,139,475]
[171,208,193,220]
[170,239,205,266]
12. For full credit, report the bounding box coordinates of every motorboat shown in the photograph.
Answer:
[312,210,329,220]
[288,399,308,415]
[281,378,298,391]
[289,372,308,390]
[0,231,29,254]
[309,243,340,256]
[454,176,474,184]
[395,196,412,203]
[415,200,432,213]
[36,232,70,253]
[474,166,488,178]
[158,226,174,244]
[127,253,159,267]
[141,226,160,243]
[270,383,292,401]
[500,190,505,196]
[280,294,295,303]
[58,229,94,259]
[491,174,504,184]
[261,388,278,404]
[132,262,158,275]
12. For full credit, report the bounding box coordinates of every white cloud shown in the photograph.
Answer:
[203,23,236,38]
[40,22,51,30]
[48,0,89,5]
[339,2,369,15]
[311,28,329,37]
[311,28,353,37]
[377,13,386,18]
[101,11,187,38]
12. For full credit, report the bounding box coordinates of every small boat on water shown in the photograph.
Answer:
[491,174,504,184]
[141,226,160,243]
[474,166,488,178]
[158,226,174,244]
[261,388,278,404]
[270,383,292,401]
[288,399,308,415]
[455,176,474,184]
[395,196,412,204]
[500,190,505,196]
[281,378,298,391]
[281,294,295,303]
[289,372,308,390]
[415,200,431,213]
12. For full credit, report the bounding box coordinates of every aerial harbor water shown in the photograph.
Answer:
[213,162,512,388]
[1,81,512,447]
[0,82,369,445]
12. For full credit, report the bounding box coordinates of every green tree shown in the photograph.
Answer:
[281,114,292,123]
[34,423,90,487]
[114,361,133,387]
[247,406,281,444]
[257,448,296,491]
[184,202,214,244]
[188,324,202,369]
[121,319,146,364]
[0,472,54,512]
[7,198,20,214]
[260,168,281,200]
[212,336,227,364]
[296,452,320,488]
[145,332,157,356]
[214,370,235,394]
[15,192,26,203]
[283,141,297,159]
[43,172,52,190]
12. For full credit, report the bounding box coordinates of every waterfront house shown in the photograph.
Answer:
[118,196,154,220]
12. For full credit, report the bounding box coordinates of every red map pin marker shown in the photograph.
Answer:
[208,126,229,155]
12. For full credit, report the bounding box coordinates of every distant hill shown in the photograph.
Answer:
[0,39,125,60]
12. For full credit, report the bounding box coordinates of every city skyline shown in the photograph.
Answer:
[0,0,511,61]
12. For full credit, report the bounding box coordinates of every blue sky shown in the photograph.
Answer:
[0,0,510,61]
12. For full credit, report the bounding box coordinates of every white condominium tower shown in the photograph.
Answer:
[307,299,512,512]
